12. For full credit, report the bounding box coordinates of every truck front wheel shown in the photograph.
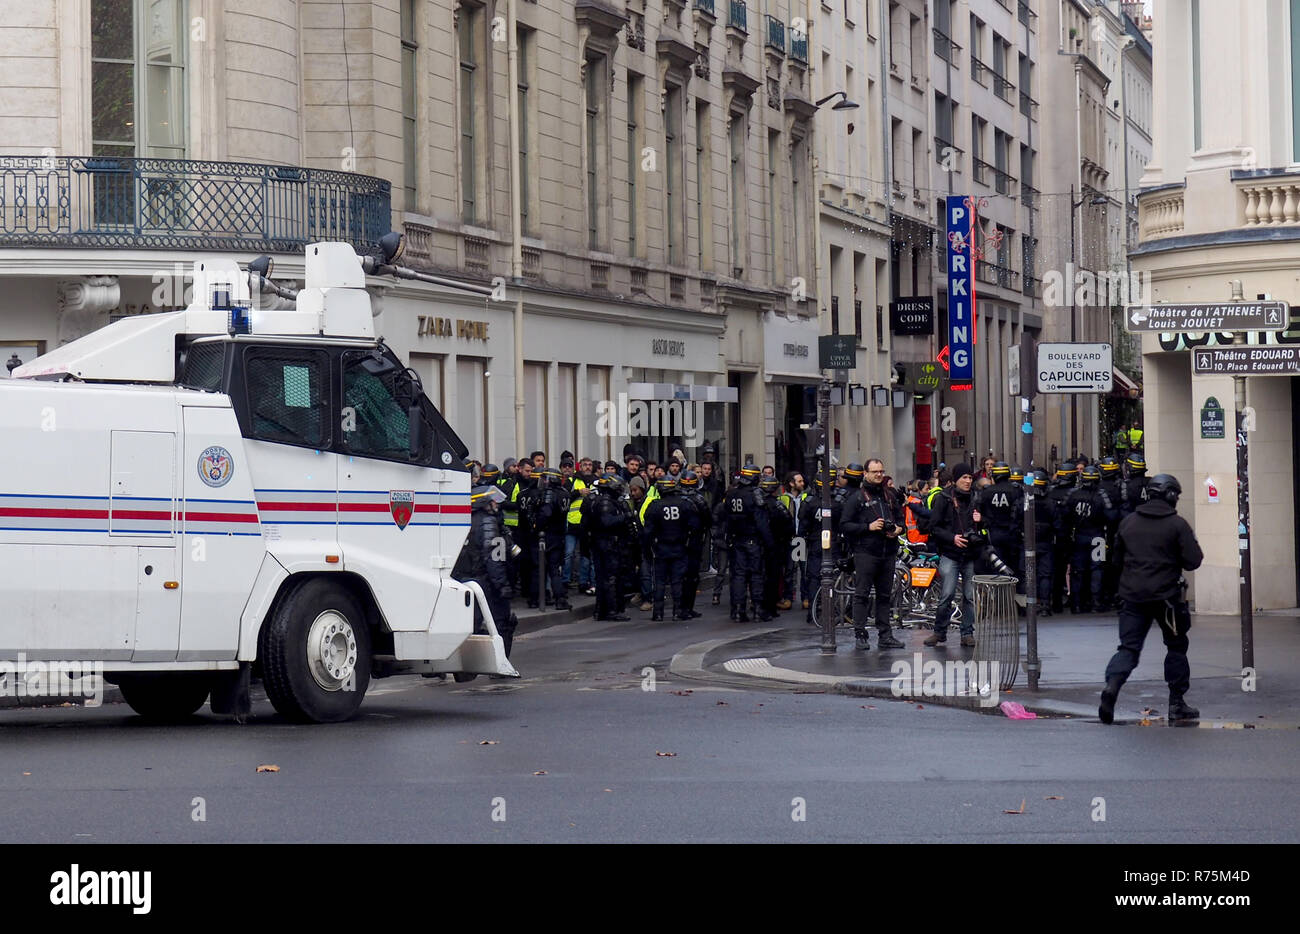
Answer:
[261,578,372,723]
[118,674,212,722]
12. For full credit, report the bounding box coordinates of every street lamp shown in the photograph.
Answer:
[1068,187,1111,458]
[810,84,858,655]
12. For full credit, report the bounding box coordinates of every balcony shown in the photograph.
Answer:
[694,0,715,16]
[972,157,992,186]
[934,136,963,165]
[1023,275,1041,298]
[729,0,747,33]
[1019,91,1039,120]
[970,56,989,86]
[790,32,808,63]
[1138,184,1184,240]
[765,14,785,54]
[992,73,1015,104]
[933,29,961,66]
[976,261,1019,290]
[1021,182,1040,211]
[0,155,390,253]
[991,165,1016,196]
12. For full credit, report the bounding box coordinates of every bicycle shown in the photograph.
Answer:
[808,558,906,629]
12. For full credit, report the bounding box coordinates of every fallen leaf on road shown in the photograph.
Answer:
[670,690,693,696]
[59,702,73,708]
[1003,798,1026,815]
[1141,707,1156,716]
[479,740,499,745]
[1138,718,1152,726]
[533,770,547,776]
[256,765,279,773]
[655,751,677,757]
[22,772,30,776]
[1044,795,1064,800]
[916,704,925,710]
[603,788,612,792]
[716,701,728,706]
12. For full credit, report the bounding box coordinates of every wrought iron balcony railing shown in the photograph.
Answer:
[933,28,961,66]
[970,55,989,86]
[0,156,391,253]
[977,261,1019,290]
[766,14,785,53]
[992,73,1016,104]
[790,32,808,62]
[729,0,747,33]
[973,157,994,186]
[934,136,963,165]
[992,165,1016,195]
[1019,91,1039,120]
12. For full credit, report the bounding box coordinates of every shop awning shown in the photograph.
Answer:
[627,382,738,402]
[1111,367,1141,396]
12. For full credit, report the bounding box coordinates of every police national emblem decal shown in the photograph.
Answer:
[198,446,234,488]
[389,490,415,530]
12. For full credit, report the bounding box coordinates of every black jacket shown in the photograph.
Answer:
[452,507,510,595]
[839,484,903,556]
[1113,500,1203,602]
[927,486,981,561]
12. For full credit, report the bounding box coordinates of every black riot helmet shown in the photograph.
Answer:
[1032,467,1049,488]
[1081,465,1101,485]
[1099,455,1120,475]
[1147,474,1182,505]
[1126,453,1147,476]
[679,470,699,488]
[991,461,1010,479]
[738,463,761,484]
[842,463,864,487]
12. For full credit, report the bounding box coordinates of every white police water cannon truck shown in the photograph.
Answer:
[1,236,517,723]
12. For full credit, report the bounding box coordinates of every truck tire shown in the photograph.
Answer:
[261,578,372,723]
[118,674,212,722]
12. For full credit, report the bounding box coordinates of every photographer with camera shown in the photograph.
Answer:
[839,458,906,651]
[924,463,984,647]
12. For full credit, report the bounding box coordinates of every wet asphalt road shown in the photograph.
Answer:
[2,607,1298,843]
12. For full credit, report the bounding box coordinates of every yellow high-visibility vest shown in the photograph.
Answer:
[567,479,587,526]
[639,485,660,522]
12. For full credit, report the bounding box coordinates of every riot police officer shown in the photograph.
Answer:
[1120,453,1151,518]
[724,463,772,622]
[1101,474,1204,723]
[536,468,571,611]
[452,485,517,657]
[677,470,711,619]
[642,477,699,621]
[513,461,543,606]
[1048,464,1078,612]
[798,473,830,624]
[1030,468,1059,616]
[584,476,632,621]
[1098,456,1124,609]
[1065,465,1117,613]
[832,464,862,571]
[977,461,1024,591]
[758,477,794,619]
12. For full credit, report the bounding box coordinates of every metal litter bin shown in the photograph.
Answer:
[973,574,1020,690]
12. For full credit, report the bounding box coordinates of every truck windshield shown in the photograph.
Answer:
[342,350,424,462]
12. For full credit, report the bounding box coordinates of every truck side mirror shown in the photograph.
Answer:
[408,404,425,459]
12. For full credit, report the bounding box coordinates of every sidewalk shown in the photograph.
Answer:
[715,611,1300,723]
